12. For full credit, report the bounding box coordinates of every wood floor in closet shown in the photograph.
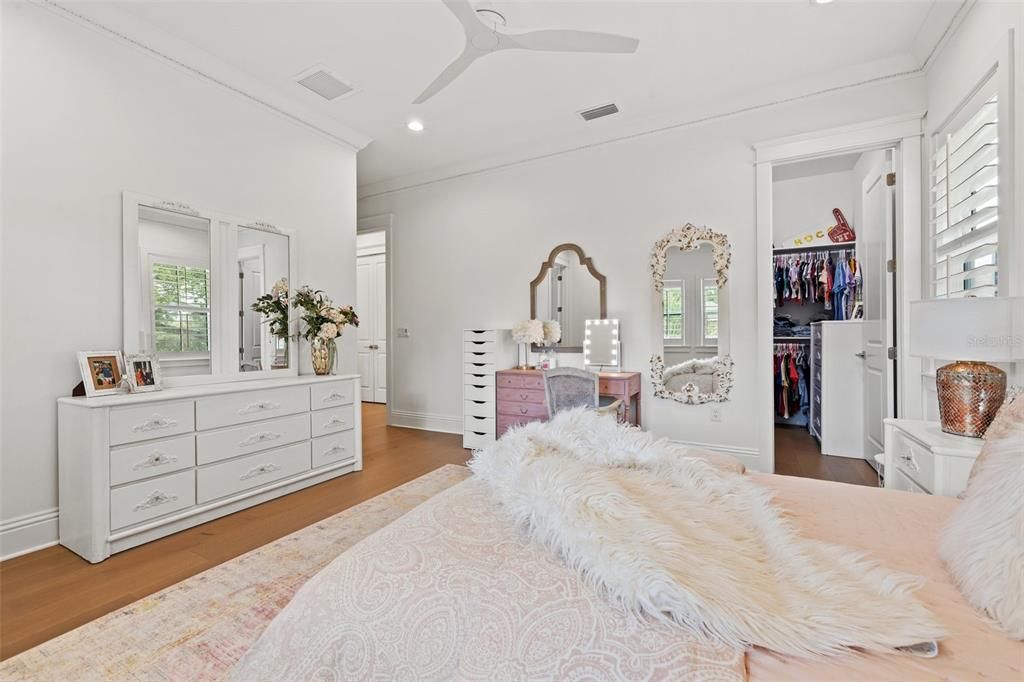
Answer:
[774,425,879,486]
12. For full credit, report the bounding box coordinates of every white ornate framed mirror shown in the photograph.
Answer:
[649,223,733,404]
[123,192,298,386]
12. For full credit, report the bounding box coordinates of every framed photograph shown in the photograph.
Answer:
[77,351,126,397]
[125,353,163,393]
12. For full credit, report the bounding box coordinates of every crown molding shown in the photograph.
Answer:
[33,0,372,152]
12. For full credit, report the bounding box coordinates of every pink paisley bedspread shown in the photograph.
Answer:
[231,478,746,681]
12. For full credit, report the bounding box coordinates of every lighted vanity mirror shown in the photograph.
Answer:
[530,243,606,352]
[650,224,733,404]
[123,193,297,385]
[584,319,620,368]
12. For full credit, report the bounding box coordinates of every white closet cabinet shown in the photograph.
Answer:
[809,321,864,458]
[463,329,515,449]
[58,375,361,563]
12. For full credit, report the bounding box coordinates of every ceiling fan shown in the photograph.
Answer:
[414,0,640,104]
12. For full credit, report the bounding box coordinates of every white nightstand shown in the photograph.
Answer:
[883,418,983,496]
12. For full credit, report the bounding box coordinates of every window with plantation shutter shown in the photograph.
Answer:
[929,93,999,298]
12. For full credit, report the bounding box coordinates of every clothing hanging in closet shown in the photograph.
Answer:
[773,247,860,320]
[774,343,810,427]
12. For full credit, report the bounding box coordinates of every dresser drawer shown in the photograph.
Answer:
[497,387,546,404]
[109,401,195,446]
[197,441,310,504]
[310,380,355,411]
[463,431,495,450]
[196,413,310,466]
[497,414,545,435]
[464,350,497,364]
[889,467,929,494]
[464,330,497,343]
[891,430,936,493]
[464,372,495,387]
[497,373,544,390]
[110,469,195,531]
[110,435,195,486]
[312,431,357,469]
[464,384,495,401]
[464,361,497,374]
[498,400,548,418]
[464,400,494,418]
[464,340,498,353]
[311,404,356,437]
[465,415,496,434]
[196,386,309,431]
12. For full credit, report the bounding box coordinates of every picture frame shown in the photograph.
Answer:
[77,351,127,397]
[125,352,163,393]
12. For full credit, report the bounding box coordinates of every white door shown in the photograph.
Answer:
[860,150,896,468]
[356,252,387,403]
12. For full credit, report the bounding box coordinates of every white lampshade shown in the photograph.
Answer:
[909,297,1024,362]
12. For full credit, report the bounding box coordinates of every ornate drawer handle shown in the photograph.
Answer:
[239,401,281,414]
[519,393,529,400]
[240,463,280,480]
[132,415,178,432]
[900,453,919,472]
[519,408,529,415]
[324,417,347,428]
[325,444,347,456]
[132,452,178,470]
[133,490,178,512]
[322,392,347,403]
[240,431,282,447]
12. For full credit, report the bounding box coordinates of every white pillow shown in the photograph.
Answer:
[939,396,1024,639]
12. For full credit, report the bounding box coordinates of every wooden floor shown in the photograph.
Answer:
[774,425,878,486]
[0,404,468,661]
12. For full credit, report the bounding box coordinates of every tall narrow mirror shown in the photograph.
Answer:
[530,244,606,352]
[135,204,213,378]
[238,226,291,372]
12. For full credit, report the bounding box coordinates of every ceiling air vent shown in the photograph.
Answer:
[578,103,619,122]
[296,68,353,101]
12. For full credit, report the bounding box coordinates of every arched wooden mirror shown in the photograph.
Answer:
[530,243,606,353]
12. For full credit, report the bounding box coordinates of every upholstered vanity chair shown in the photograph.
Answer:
[543,368,623,419]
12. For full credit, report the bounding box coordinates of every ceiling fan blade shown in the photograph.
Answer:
[413,46,482,104]
[441,0,488,36]
[506,30,639,54]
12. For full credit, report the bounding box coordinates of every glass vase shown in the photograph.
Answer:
[311,337,336,376]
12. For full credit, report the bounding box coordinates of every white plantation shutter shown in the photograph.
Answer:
[929,94,999,298]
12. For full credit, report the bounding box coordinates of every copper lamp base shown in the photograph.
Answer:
[936,361,1006,438]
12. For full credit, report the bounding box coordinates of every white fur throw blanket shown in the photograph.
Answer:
[470,409,945,658]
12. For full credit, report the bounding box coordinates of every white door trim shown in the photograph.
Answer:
[357,214,393,422]
[754,113,924,473]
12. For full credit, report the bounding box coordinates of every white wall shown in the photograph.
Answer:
[0,2,359,558]
[360,76,927,464]
[772,170,854,247]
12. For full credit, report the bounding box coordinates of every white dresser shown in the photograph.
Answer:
[883,418,982,496]
[58,375,362,563]
[462,329,515,449]
[809,321,864,458]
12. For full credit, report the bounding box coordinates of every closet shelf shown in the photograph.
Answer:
[773,242,856,254]
[774,336,811,342]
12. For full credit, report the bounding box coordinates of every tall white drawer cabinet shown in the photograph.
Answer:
[883,418,982,496]
[463,329,515,449]
[58,375,362,563]
[809,321,864,458]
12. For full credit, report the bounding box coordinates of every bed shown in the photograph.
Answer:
[232,466,1021,681]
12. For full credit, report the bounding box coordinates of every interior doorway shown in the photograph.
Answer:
[767,146,898,485]
[356,230,387,404]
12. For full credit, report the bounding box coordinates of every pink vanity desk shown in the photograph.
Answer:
[495,368,642,436]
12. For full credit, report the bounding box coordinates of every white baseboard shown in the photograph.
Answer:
[389,410,462,434]
[1,508,59,561]
[668,439,762,464]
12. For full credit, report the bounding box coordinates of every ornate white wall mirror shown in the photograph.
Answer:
[123,192,297,386]
[530,243,606,352]
[650,223,733,403]
[584,319,620,368]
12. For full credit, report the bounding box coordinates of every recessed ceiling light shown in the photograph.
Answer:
[407,119,424,132]
[812,0,834,4]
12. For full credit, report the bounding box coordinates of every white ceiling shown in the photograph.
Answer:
[107,0,963,194]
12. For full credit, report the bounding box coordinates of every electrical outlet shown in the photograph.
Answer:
[710,407,722,423]
[397,327,410,338]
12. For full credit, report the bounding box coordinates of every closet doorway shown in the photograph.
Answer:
[767,147,898,485]
[356,229,388,404]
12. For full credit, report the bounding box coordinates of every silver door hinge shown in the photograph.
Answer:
[887,347,897,360]
[886,172,896,186]
[886,258,896,273]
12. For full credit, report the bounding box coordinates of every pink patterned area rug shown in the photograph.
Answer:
[0,465,471,682]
